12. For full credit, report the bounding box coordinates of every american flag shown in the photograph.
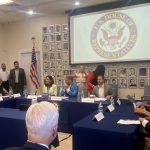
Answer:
[30,47,40,89]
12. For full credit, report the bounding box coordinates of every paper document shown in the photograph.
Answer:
[51,96,69,101]
[0,97,3,101]
[117,119,140,125]
[13,93,21,98]
[81,98,95,103]
[94,98,107,101]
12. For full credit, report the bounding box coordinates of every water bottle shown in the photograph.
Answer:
[81,90,84,99]
[77,91,81,102]
[9,90,13,98]
[98,102,103,113]
[48,92,51,100]
[59,87,62,96]
[110,96,115,106]
[23,89,28,98]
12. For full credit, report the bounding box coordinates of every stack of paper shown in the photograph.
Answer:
[117,119,140,125]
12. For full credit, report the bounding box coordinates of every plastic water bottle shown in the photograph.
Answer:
[98,102,103,113]
[77,91,81,102]
[23,89,28,98]
[48,92,51,100]
[9,90,13,98]
[110,96,115,106]
[59,87,62,96]
[81,90,84,99]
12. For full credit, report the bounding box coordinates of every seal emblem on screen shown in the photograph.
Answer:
[91,12,137,59]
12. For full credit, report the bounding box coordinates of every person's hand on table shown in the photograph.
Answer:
[139,117,145,123]
[105,95,111,100]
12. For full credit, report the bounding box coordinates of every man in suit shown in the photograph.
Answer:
[61,75,78,97]
[9,61,27,94]
[93,75,113,99]
[4,101,59,150]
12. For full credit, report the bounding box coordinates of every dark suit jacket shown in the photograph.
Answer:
[9,68,27,88]
[145,122,150,135]
[4,141,50,150]
[93,84,113,98]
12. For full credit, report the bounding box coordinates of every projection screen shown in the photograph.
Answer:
[70,3,150,64]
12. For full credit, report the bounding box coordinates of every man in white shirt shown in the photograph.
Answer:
[93,75,113,99]
[0,63,9,92]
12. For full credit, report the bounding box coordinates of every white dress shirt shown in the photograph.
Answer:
[0,69,9,81]
[98,84,104,98]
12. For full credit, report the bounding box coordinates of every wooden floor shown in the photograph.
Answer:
[51,132,72,150]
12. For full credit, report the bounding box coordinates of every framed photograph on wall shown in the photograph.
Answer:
[56,60,62,69]
[56,79,63,86]
[111,78,118,85]
[128,78,137,88]
[105,78,109,84]
[62,33,68,41]
[43,53,49,61]
[55,24,61,33]
[42,44,49,52]
[62,52,69,60]
[119,78,127,88]
[49,43,55,51]
[56,52,62,59]
[62,42,69,50]
[128,67,137,77]
[62,24,68,32]
[49,34,55,42]
[138,78,148,88]
[43,62,49,70]
[42,27,48,34]
[56,42,62,50]
[49,25,54,33]
[57,70,63,78]
[118,68,127,77]
[43,35,48,43]
[55,34,61,42]
[109,69,117,77]
[49,61,55,69]
[49,52,55,59]
[49,69,55,78]
[104,69,109,78]
[139,68,147,77]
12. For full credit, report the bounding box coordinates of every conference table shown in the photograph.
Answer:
[0,96,100,149]
[0,107,59,149]
[73,101,143,150]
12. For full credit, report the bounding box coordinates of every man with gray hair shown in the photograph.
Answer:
[4,102,59,150]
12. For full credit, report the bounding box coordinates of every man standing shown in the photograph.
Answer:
[9,61,27,94]
[0,63,9,92]
[93,75,113,99]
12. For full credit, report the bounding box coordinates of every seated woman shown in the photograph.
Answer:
[43,75,57,96]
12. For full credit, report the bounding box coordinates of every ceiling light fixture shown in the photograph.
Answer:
[0,0,13,5]
[28,10,34,15]
[75,1,80,6]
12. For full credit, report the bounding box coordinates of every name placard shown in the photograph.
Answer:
[94,112,104,122]
[107,104,115,112]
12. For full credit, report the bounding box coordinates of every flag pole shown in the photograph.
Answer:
[31,37,36,48]
[31,37,37,95]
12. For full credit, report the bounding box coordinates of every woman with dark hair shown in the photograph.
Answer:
[86,65,105,94]
[43,75,57,96]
